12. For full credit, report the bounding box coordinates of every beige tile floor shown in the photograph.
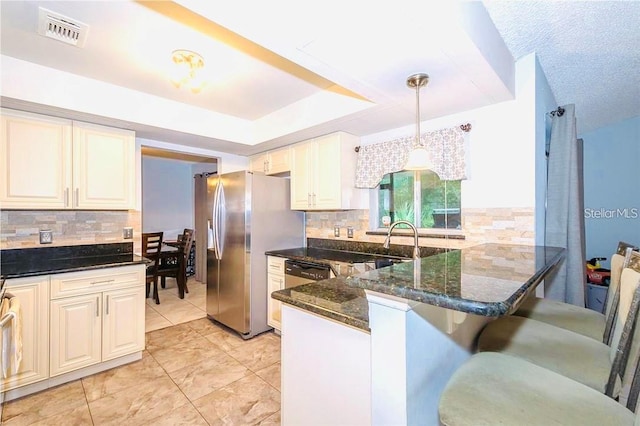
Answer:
[145,277,209,332]
[2,278,282,425]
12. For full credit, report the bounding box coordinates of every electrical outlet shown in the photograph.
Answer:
[123,227,133,239]
[39,230,53,244]
[347,227,354,238]
[334,226,340,237]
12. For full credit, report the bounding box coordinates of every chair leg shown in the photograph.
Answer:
[161,276,166,289]
[145,281,150,298]
[177,274,185,299]
[154,279,160,304]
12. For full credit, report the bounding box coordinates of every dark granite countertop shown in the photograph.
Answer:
[272,243,565,330]
[0,242,149,279]
[265,247,409,265]
[273,278,369,331]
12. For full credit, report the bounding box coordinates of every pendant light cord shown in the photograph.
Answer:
[415,83,421,147]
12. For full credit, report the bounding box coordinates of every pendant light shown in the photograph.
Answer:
[404,73,433,171]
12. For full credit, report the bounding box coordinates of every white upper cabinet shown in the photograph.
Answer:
[0,109,135,210]
[290,132,368,210]
[72,122,135,209]
[250,146,291,175]
[0,109,73,209]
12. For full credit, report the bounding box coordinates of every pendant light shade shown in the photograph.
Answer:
[404,146,432,170]
[404,73,433,171]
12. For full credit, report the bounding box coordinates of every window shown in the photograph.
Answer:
[377,170,461,229]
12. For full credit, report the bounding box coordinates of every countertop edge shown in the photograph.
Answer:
[346,246,565,317]
[1,257,148,280]
[272,288,370,332]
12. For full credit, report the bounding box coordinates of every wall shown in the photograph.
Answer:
[580,116,640,266]
[141,155,218,240]
[306,54,543,249]
[138,137,246,174]
[142,156,194,240]
[534,55,558,246]
[0,210,141,250]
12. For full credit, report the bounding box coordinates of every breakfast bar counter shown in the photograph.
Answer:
[272,243,565,426]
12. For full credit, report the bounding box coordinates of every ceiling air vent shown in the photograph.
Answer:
[37,7,89,48]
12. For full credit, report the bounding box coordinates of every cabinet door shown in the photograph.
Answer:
[50,294,102,376]
[0,109,72,209]
[102,286,145,361]
[290,142,313,209]
[250,153,269,174]
[314,134,342,209]
[267,274,284,331]
[0,276,49,392]
[267,147,291,175]
[72,122,135,209]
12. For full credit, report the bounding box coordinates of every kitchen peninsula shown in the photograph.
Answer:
[272,243,565,425]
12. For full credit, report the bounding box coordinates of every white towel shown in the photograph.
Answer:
[1,294,22,379]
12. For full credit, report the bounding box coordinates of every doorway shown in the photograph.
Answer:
[141,146,217,331]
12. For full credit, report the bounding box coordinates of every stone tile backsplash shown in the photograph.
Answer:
[0,210,142,252]
[305,207,535,249]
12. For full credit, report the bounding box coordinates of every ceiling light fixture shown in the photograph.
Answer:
[404,73,433,171]
[171,49,205,93]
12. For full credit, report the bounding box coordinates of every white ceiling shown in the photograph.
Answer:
[483,0,640,135]
[1,1,637,157]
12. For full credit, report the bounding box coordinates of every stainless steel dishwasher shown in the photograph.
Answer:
[284,260,332,288]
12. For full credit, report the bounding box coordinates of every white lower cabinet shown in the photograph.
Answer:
[267,256,286,331]
[49,266,145,377]
[50,294,102,375]
[102,286,145,361]
[0,276,50,393]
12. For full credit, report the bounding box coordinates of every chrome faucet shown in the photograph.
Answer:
[383,220,421,259]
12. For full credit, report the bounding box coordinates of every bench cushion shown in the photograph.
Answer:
[439,352,634,426]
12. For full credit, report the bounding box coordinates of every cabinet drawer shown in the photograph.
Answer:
[267,256,286,276]
[50,265,143,299]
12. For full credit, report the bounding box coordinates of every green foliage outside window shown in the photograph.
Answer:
[378,171,461,229]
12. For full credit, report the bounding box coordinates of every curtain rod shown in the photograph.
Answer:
[193,172,217,178]
[354,122,472,153]
[549,106,565,117]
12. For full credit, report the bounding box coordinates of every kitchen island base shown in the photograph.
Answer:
[274,244,565,426]
[280,296,491,425]
[281,304,371,425]
[367,291,490,425]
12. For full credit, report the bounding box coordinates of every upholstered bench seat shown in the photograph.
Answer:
[478,256,640,402]
[439,352,635,426]
[477,315,619,395]
[515,296,606,340]
[514,242,636,342]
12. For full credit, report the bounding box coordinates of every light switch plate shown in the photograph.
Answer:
[39,230,53,244]
[123,227,133,239]
[347,227,354,238]
[334,226,340,237]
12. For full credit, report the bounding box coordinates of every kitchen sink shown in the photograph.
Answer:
[373,257,408,269]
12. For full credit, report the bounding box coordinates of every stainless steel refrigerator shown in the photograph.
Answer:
[206,170,305,339]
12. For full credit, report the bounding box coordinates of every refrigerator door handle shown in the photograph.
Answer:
[212,181,221,259]
[217,180,226,258]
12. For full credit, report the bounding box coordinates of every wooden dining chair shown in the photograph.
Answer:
[158,228,194,298]
[142,232,163,304]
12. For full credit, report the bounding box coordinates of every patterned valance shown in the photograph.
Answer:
[355,126,469,188]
